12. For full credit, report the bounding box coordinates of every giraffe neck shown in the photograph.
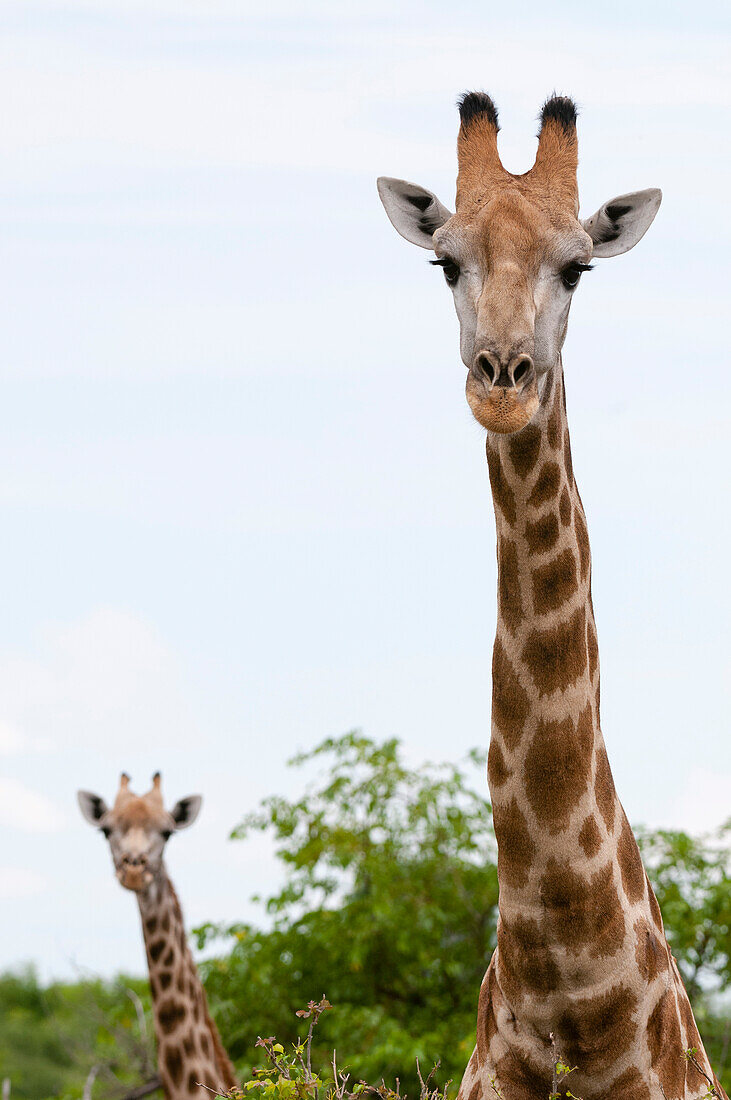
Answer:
[138,870,238,1100]
[485,360,644,991]
[463,360,725,1099]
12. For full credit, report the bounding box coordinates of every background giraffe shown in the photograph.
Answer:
[378,94,726,1100]
[78,773,238,1100]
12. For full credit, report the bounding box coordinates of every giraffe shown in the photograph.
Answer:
[377,94,726,1100]
[78,773,238,1100]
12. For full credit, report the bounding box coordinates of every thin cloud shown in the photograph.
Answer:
[0,866,47,900]
[0,720,26,756]
[0,608,197,754]
[0,777,65,833]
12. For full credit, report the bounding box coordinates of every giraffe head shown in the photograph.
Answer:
[378,93,661,433]
[77,773,202,893]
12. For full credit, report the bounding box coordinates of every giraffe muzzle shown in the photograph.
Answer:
[466,355,539,434]
[117,855,153,892]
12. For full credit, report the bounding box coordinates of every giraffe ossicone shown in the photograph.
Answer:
[78,773,238,1100]
[378,93,724,1100]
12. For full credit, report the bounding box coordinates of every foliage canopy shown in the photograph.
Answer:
[198,733,500,1094]
[1,733,729,1098]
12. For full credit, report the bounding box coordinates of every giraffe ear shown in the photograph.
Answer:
[77,790,109,827]
[170,795,202,831]
[582,188,662,258]
[377,177,452,249]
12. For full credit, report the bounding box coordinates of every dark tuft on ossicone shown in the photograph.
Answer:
[539,94,578,133]
[458,91,499,131]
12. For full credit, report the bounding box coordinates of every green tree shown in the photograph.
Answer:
[637,824,731,999]
[198,733,499,1094]
[2,734,729,1097]
[0,968,156,1099]
[199,733,731,1096]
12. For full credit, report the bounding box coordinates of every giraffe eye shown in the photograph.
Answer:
[430,257,460,286]
[561,262,593,289]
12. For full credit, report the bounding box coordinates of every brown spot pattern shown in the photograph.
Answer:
[603,1065,651,1100]
[498,537,523,635]
[187,1071,200,1094]
[476,955,504,1064]
[594,745,617,833]
[531,548,578,614]
[158,998,187,1035]
[679,990,702,1048]
[498,915,560,995]
[467,1081,482,1100]
[521,607,587,695]
[508,424,542,479]
[149,939,166,963]
[492,640,529,750]
[558,983,638,1075]
[679,993,706,1091]
[493,798,535,888]
[493,1052,549,1100]
[145,916,158,934]
[543,366,555,399]
[578,814,602,859]
[159,972,172,991]
[539,859,625,958]
[648,991,685,1099]
[574,505,590,581]
[559,486,571,526]
[480,996,497,1057]
[647,876,664,930]
[523,705,592,832]
[164,1044,184,1087]
[487,443,517,527]
[524,511,559,554]
[586,616,598,680]
[563,431,574,483]
[617,814,646,903]
[487,738,509,788]
[634,917,669,983]
[527,461,561,507]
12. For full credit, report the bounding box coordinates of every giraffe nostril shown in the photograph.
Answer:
[512,357,532,385]
[476,354,496,384]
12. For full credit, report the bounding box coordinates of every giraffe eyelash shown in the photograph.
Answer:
[429,256,460,286]
[561,262,594,289]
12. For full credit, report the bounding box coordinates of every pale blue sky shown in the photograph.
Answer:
[0,0,729,979]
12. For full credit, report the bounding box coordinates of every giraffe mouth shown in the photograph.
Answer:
[117,867,154,892]
[465,371,540,434]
